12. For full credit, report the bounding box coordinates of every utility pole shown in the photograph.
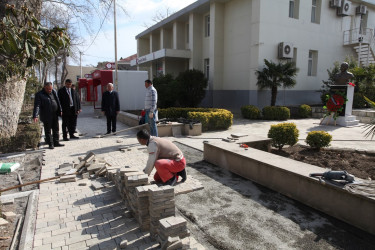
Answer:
[114,0,119,91]
[79,51,83,78]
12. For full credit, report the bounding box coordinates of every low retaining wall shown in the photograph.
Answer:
[118,111,202,137]
[203,140,375,235]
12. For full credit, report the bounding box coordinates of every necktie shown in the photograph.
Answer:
[67,88,73,106]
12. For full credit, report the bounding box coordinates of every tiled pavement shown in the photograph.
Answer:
[33,109,160,250]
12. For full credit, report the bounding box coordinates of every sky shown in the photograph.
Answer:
[73,0,197,67]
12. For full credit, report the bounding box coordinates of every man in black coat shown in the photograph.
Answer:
[101,83,120,134]
[58,79,80,141]
[33,82,64,149]
[71,84,81,134]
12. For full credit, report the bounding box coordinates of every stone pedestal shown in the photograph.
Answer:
[322,84,359,126]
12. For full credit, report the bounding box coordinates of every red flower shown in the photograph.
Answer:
[348,82,356,87]
[326,94,345,112]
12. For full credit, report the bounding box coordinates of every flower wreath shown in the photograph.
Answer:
[323,91,347,120]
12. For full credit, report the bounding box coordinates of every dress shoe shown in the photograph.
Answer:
[164,175,177,186]
[63,137,69,141]
[48,144,54,149]
[54,142,64,147]
[70,135,79,139]
[177,169,187,183]
[105,132,111,135]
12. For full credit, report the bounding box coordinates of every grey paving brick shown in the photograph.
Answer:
[34,244,52,250]
[51,239,66,249]
[67,240,87,250]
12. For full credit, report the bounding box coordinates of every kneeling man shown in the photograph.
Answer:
[136,129,187,186]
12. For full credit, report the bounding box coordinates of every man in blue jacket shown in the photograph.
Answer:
[101,83,120,134]
[33,82,64,149]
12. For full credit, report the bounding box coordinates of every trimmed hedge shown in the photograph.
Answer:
[241,105,261,119]
[298,104,312,118]
[262,106,290,120]
[305,131,332,150]
[268,122,299,150]
[159,107,233,131]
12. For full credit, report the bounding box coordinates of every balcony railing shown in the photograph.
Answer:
[343,28,374,45]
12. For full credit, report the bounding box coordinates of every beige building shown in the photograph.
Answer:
[131,0,375,109]
[65,65,97,84]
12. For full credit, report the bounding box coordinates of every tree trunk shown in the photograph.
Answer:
[0,76,27,138]
[0,0,42,138]
[271,86,278,106]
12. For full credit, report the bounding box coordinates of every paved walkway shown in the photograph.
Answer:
[33,108,157,250]
[33,106,374,249]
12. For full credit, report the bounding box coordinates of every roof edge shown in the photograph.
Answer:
[135,0,209,39]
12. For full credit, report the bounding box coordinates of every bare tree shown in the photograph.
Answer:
[143,7,174,28]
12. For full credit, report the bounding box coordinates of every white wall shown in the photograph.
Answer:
[257,0,369,92]
[222,0,253,91]
[115,71,149,110]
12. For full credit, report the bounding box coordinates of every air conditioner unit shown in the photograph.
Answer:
[278,42,294,59]
[356,5,367,15]
[337,0,352,16]
[330,0,342,8]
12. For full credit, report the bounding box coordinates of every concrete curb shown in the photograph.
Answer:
[0,190,39,250]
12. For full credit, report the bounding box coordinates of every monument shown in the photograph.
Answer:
[321,62,359,126]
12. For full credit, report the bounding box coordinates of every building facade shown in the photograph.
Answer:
[131,0,375,110]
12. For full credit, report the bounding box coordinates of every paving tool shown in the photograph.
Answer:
[309,170,355,183]
[93,123,149,138]
[0,171,79,193]
[93,118,169,138]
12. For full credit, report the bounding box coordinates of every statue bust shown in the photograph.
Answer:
[333,62,354,86]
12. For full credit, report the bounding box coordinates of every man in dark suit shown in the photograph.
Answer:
[58,79,80,141]
[71,84,81,134]
[101,83,120,134]
[33,82,64,149]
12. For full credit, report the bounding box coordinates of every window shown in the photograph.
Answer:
[289,0,299,19]
[204,59,209,79]
[307,50,318,76]
[311,0,321,24]
[205,15,210,37]
[186,23,189,43]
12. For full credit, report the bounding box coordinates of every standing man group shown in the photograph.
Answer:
[58,79,81,141]
[144,79,158,137]
[101,83,120,134]
[33,82,64,149]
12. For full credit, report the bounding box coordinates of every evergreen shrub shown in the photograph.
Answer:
[305,131,332,150]
[241,105,261,119]
[268,122,299,150]
[263,106,290,120]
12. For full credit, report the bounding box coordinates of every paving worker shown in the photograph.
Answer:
[136,129,187,186]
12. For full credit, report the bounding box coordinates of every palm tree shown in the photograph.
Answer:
[364,96,375,139]
[256,59,299,106]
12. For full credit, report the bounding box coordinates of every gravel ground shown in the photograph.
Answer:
[174,143,375,250]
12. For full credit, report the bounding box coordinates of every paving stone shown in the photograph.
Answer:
[0,218,9,226]
[91,181,104,190]
[59,175,76,183]
[2,211,16,219]
[67,240,87,250]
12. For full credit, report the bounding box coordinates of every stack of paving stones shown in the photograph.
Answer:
[148,185,176,238]
[135,184,157,230]
[105,165,206,249]
[157,216,191,250]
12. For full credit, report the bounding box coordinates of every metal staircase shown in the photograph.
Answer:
[343,28,375,66]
